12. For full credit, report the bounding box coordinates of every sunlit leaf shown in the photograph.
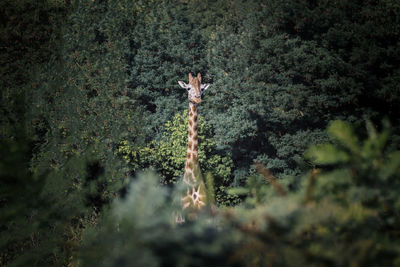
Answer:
[305,144,350,165]
[328,120,359,153]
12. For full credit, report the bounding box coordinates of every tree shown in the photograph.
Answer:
[127,0,210,139]
[30,0,145,207]
[0,135,91,265]
[81,120,400,266]
[203,0,400,183]
[118,110,238,205]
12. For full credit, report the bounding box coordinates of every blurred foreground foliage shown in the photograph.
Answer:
[81,120,400,266]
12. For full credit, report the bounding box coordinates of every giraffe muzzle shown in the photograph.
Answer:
[192,97,201,104]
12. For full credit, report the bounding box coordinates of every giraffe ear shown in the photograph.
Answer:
[197,73,202,82]
[200,83,210,92]
[178,81,190,90]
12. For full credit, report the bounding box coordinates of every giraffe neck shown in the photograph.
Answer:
[184,102,201,186]
[181,102,207,212]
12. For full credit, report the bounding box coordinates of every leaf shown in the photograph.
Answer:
[227,187,250,195]
[380,151,400,180]
[361,121,389,160]
[305,144,350,165]
[327,120,359,153]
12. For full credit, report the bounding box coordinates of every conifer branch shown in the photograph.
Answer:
[254,163,287,197]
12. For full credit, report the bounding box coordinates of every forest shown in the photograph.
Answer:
[1,0,400,266]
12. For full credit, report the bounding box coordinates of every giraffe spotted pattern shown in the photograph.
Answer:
[177,73,211,219]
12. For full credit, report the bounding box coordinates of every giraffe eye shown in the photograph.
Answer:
[200,83,210,92]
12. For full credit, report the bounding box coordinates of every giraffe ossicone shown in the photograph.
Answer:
[176,73,210,221]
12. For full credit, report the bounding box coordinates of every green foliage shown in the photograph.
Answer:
[82,120,400,266]
[306,143,350,165]
[305,120,400,207]
[204,172,216,205]
[118,111,239,206]
[80,171,241,267]
[0,0,68,139]
[0,137,90,266]
[30,0,145,206]
[2,0,400,265]
[126,0,210,137]
[202,0,400,181]
[118,110,236,205]
[306,120,393,169]
[1,0,144,265]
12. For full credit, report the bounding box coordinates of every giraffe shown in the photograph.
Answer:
[176,73,210,222]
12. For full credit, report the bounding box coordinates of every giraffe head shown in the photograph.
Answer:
[178,73,210,104]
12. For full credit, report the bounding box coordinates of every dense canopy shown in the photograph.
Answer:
[1,0,400,266]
